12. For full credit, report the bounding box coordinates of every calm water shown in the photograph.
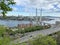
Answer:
[0,20,36,27]
[0,18,60,27]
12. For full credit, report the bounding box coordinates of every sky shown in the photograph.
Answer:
[6,0,60,17]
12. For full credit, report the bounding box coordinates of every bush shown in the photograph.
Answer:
[17,25,51,34]
[0,37,11,45]
[28,35,57,45]
[54,32,60,45]
[0,26,7,37]
[0,36,21,45]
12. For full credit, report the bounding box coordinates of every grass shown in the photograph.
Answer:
[0,25,7,37]
[17,25,51,34]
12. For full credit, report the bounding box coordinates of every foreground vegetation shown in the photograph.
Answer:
[21,32,60,45]
[17,25,51,34]
[0,25,60,45]
[5,25,51,38]
[20,35,57,45]
[54,31,60,45]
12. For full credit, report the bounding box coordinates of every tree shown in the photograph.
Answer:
[0,0,15,18]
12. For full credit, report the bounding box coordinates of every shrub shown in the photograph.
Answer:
[28,35,57,45]
[54,32,60,45]
[18,25,51,34]
[0,26,7,37]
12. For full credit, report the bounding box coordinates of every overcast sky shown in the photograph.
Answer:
[6,0,60,17]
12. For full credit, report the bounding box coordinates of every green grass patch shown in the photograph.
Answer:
[17,25,51,34]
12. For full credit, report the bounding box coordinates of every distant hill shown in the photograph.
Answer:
[0,16,59,21]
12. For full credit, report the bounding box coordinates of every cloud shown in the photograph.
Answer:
[14,0,22,5]
[14,0,60,12]
[13,7,18,11]
[57,4,60,8]
[14,0,30,6]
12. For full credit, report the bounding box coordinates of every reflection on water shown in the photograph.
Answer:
[0,20,33,27]
[0,18,60,27]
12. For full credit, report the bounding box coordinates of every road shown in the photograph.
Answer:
[12,27,60,43]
